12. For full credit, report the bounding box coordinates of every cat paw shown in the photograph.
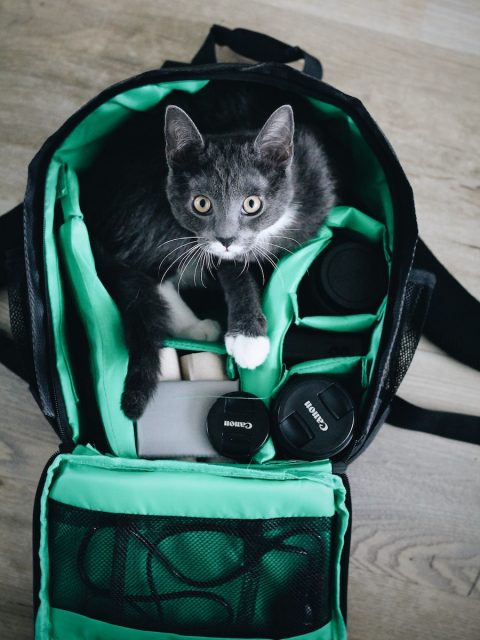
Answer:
[225,334,270,369]
[178,319,222,342]
[121,388,149,421]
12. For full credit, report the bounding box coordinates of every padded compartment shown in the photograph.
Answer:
[42,77,394,456]
[48,501,335,637]
[35,453,349,640]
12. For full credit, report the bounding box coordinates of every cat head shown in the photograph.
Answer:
[164,104,296,261]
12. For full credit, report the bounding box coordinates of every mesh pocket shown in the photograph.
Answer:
[382,269,435,398]
[48,499,336,637]
[6,245,30,346]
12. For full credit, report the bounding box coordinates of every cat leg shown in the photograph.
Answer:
[158,280,222,341]
[217,263,270,369]
[93,245,169,419]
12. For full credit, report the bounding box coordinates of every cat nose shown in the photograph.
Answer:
[216,236,234,248]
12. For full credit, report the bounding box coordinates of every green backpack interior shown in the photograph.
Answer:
[34,77,394,640]
[44,78,393,458]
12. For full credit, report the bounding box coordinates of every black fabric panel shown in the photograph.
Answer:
[415,238,480,372]
[0,204,31,382]
[389,396,480,445]
[0,203,23,286]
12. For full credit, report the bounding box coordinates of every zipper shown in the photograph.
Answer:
[32,446,73,617]
[338,473,352,623]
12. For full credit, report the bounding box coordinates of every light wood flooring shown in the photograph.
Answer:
[0,1,479,638]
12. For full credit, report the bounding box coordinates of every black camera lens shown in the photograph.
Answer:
[299,236,388,316]
[283,326,368,366]
[206,392,270,461]
[273,376,354,460]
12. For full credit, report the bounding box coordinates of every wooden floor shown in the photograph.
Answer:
[0,1,479,638]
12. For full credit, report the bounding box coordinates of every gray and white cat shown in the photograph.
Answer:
[82,86,336,419]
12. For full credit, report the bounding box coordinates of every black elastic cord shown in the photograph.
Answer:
[76,519,325,629]
[389,396,480,445]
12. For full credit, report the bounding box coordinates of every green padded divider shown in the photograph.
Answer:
[43,81,210,444]
[58,165,136,457]
[240,206,390,405]
[46,608,342,640]
[306,98,394,243]
[48,452,337,517]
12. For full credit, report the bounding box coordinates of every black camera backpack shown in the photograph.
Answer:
[0,24,479,640]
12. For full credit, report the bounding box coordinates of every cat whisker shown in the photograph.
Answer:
[155,235,198,251]
[239,253,250,277]
[251,249,266,284]
[160,243,200,285]
[176,244,200,277]
[199,251,208,288]
[257,249,278,272]
[177,244,204,292]
[256,246,287,288]
[269,234,302,246]
[157,239,199,276]
[193,246,205,288]
[195,244,211,289]
[177,240,210,281]
[206,252,217,279]
[264,241,295,255]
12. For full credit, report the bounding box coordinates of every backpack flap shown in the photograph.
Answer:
[35,451,349,640]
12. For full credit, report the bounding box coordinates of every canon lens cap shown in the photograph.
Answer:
[206,392,270,461]
[273,376,354,460]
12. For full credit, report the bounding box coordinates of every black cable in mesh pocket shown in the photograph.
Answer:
[48,499,336,637]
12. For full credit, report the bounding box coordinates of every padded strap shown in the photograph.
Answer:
[414,237,480,371]
[389,396,480,445]
[0,203,23,286]
[190,24,323,79]
[0,204,30,383]
[390,238,480,444]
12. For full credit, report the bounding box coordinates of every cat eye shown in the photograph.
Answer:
[192,195,212,215]
[242,195,263,216]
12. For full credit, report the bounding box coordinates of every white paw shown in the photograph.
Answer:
[225,334,270,369]
[178,318,222,342]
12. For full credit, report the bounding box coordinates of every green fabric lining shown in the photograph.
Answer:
[44,80,211,445]
[47,608,343,640]
[48,453,338,518]
[294,309,378,333]
[306,97,394,244]
[58,165,136,457]
[42,79,394,455]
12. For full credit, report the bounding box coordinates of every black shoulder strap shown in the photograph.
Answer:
[389,397,480,445]
[0,204,30,384]
[392,237,480,445]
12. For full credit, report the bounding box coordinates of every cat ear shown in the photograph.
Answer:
[254,105,294,169]
[164,105,204,167]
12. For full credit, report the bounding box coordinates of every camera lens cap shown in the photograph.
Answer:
[273,376,354,460]
[206,392,270,461]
